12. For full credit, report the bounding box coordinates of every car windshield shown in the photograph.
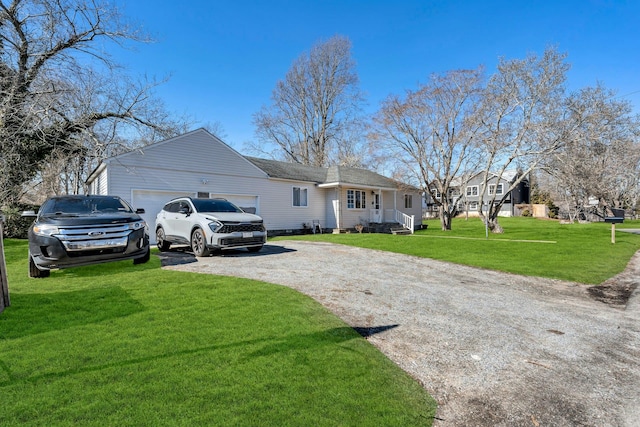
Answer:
[42,197,133,215]
[192,199,243,213]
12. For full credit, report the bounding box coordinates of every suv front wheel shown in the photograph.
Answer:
[156,227,171,251]
[29,253,50,278]
[191,228,210,257]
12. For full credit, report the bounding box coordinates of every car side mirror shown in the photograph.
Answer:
[21,210,37,218]
[179,207,190,216]
[135,208,145,214]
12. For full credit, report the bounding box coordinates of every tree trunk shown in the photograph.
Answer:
[439,206,452,230]
[487,218,504,233]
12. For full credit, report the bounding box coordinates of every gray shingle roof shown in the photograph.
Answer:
[245,156,414,190]
[245,157,327,183]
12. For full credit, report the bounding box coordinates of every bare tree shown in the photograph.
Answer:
[252,35,365,167]
[372,68,485,230]
[0,0,182,206]
[476,47,571,232]
[546,85,640,219]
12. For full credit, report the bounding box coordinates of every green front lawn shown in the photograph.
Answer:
[0,240,436,426]
[276,217,640,284]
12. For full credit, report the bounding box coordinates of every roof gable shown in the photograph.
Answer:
[87,128,267,183]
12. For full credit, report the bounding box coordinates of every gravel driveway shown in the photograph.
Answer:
[161,241,640,426]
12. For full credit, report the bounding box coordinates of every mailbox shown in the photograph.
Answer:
[605,208,625,224]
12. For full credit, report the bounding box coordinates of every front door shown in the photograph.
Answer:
[370,193,382,223]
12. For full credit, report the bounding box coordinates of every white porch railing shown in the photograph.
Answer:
[395,210,415,234]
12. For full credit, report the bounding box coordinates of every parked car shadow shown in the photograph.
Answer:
[157,244,296,266]
[352,324,399,338]
[156,248,197,267]
[220,244,296,258]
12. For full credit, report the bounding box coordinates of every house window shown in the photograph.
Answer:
[293,186,308,207]
[488,184,504,196]
[466,185,479,196]
[468,201,478,210]
[404,194,413,209]
[431,188,441,200]
[347,189,366,209]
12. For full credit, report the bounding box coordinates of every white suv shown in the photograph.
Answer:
[155,197,266,256]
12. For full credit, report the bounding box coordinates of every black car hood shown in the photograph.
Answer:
[37,213,143,226]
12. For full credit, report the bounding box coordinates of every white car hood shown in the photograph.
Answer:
[201,211,262,222]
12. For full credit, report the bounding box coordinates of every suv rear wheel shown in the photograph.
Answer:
[191,228,210,257]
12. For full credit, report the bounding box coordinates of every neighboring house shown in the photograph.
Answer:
[86,129,422,242]
[460,170,530,216]
[424,171,530,217]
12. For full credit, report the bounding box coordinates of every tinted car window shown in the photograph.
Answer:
[164,202,179,213]
[42,196,132,214]
[192,199,242,213]
[178,201,192,213]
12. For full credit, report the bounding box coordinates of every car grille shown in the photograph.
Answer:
[219,237,265,247]
[54,224,133,252]
[218,223,265,234]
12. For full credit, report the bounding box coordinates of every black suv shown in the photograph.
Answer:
[22,195,150,278]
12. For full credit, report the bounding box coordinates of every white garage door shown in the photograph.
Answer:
[210,193,259,214]
[132,190,194,243]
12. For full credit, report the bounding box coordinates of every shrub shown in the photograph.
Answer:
[1,203,39,239]
[521,209,531,217]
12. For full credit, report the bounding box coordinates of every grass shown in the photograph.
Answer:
[0,240,437,426]
[274,217,640,284]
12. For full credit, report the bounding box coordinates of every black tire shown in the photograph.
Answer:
[133,247,151,265]
[191,228,210,257]
[246,245,263,253]
[156,227,171,251]
[29,255,50,278]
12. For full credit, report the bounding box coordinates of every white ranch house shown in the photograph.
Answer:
[86,129,422,242]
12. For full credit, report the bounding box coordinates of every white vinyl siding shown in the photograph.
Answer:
[94,169,108,195]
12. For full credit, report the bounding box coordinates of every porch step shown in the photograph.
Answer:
[390,227,412,235]
[367,222,412,234]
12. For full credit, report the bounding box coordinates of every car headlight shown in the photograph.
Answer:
[32,223,59,236]
[128,221,147,231]
[208,220,223,233]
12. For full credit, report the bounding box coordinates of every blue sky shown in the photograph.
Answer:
[112,0,640,149]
